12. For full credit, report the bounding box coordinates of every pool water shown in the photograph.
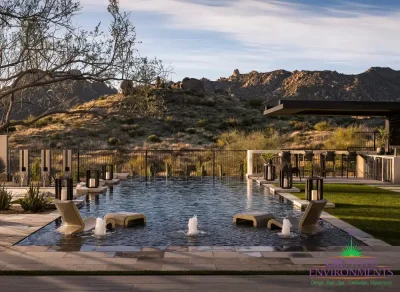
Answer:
[16,178,364,247]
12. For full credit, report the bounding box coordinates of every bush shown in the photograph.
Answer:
[147,135,161,143]
[197,119,207,127]
[0,183,13,211]
[289,121,309,131]
[20,185,48,213]
[248,98,264,108]
[217,129,284,150]
[121,117,135,125]
[314,121,331,131]
[323,125,369,149]
[164,116,174,122]
[186,128,197,134]
[30,157,41,182]
[108,137,120,146]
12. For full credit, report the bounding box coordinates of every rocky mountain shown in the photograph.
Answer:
[201,67,400,103]
[1,79,117,120]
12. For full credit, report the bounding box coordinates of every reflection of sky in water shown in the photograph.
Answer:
[17,178,364,247]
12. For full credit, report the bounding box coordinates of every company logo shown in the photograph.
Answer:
[309,229,393,287]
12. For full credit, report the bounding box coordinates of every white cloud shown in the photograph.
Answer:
[80,0,400,79]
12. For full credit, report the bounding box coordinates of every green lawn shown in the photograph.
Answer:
[292,183,400,246]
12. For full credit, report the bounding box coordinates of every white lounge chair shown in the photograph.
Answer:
[54,200,115,235]
[268,198,327,234]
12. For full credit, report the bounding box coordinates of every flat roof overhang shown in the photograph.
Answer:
[263,100,400,117]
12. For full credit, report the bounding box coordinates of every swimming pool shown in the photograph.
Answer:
[16,178,364,247]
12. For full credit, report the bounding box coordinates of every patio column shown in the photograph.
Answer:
[392,157,400,184]
[62,150,72,172]
[19,149,29,186]
[247,150,254,177]
[41,150,51,186]
[356,154,365,178]
[0,135,8,174]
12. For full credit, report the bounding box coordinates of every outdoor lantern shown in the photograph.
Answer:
[86,169,99,188]
[21,166,26,172]
[264,159,276,181]
[102,164,114,180]
[279,164,293,189]
[55,178,73,200]
[305,177,324,201]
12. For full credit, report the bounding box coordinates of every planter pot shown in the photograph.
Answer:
[376,147,385,155]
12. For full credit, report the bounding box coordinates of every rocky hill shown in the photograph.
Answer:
[6,67,394,149]
[1,79,117,120]
[202,67,400,103]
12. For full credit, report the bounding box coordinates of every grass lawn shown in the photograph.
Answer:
[292,183,400,246]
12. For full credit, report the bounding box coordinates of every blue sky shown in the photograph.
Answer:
[79,0,400,81]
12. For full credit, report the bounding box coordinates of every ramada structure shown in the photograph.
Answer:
[247,100,400,183]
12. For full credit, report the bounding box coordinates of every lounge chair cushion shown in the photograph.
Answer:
[233,212,275,227]
[104,212,146,227]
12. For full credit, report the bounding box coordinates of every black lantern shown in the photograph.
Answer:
[101,164,114,180]
[305,177,324,201]
[55,178,73,200]
[264,159,276,181]
[21,166,26,172]
[86,169,99,188]
[279,164,293,189]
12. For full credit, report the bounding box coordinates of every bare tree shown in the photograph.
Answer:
[0,0,169,132]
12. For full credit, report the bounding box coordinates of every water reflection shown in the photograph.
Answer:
[246,179,252,210]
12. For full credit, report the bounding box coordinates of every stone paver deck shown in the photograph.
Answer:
[0,275,398,292]
[1,245,400,272]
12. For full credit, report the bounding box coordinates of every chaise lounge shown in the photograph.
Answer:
[267,198,327,234]
[54,200,116,235]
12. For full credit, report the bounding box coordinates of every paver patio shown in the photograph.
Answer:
[0,275,399,291]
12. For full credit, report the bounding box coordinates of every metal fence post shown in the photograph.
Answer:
[212,151,215,179]
[77,149,80,183]
[145,150,148,181]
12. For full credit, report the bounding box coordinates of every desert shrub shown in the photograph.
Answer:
[147,135,161,143]
[121,117,135,125]
[241,119,252,127]
[0,183,13,211]
[323,125,369,149]
[51,132,61,139]
[186,128,196,134]
[24,114,36,124]
[197,119,207,127]
[72,120,84,128]
[164,116,174,122]
[289,121,309,131]
[137,129,146,136]
[314,121,331,131]
[20,185,48,213]
[108,137,120,146]
[248,98,264,108]
[30,157,41,182]
[217,129,284,150]
[35,118,50,128]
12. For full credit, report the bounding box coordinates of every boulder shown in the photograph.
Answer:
[180,78,204,95]
[120,80,134,96]
[204,96,215,106]
[171,81,181,89]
